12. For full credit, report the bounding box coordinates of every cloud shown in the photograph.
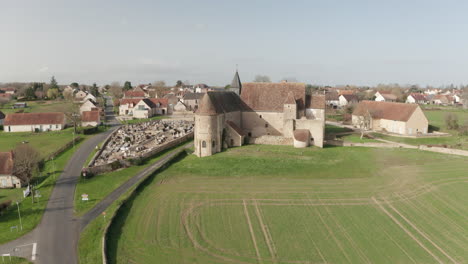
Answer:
[38,66,49,73]
[120,18,128,26]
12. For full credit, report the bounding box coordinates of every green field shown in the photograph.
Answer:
[0,100,72,114]
[107,145,468,263]
[0,128,77,159]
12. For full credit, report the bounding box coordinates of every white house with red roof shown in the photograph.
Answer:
[3,112,66,132]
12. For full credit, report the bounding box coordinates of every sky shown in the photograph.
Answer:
[1,0,468,87]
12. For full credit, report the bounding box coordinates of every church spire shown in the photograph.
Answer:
[230,68,242,95]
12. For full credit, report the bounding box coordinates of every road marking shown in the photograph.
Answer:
[31,243,37,261]
[372,197,444,264]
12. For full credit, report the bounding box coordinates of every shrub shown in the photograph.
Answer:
[444,113,459,130]
[0,200,12,214]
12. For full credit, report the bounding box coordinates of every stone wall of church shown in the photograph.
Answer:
[194,114,220,157]
[241,111,284,137]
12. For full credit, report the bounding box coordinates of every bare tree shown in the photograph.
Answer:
[356,109,372,139]
[253,75,271,83]
[63,98,81,134]
[109,82,123,99]
[152,80,167,97]
[13,144,40,185]
[0,97,11,108]
[63,90,74,101]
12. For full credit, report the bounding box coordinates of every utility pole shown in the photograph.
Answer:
[16,202,23,230]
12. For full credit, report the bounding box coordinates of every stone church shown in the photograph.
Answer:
[194,71,325,157]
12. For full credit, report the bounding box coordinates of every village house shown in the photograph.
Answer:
[406,93,428,104]
[133,98,170,118]
[194,74,326,157]
[454,94,462,104]
[163,93,179,106]
[3,112,66,132]
[119,98,141,116]
[81,110,101,127]
[352,101,428,135]
[123,90,146,99]
[194,84,210,93]
[432,94,453,105]
[182,93,204,111]
[0,87,16,95]
[338,94,358,107]
[0,151,22,188]
[82,93,96,103]
[80,99,98,114]
[325,91,340,108]
[375,91,397,102]
[173,101,189,113]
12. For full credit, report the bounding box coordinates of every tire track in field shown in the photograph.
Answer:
[313,201,353,263]
[253,200,278,263]
[395,192,468,245]
[372,197,445,264]
[383,198,459,264]
[317,197,371,264]
[381,229,417,264]
[243,199,263,264]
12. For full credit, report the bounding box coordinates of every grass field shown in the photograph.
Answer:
[0,128,77,159]
[0,100,72,114]
[107,145,468,263]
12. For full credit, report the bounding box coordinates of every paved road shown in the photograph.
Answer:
[0,96,119,263]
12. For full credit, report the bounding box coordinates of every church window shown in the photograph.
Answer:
[259,115,262,119]
[202,141,206,148]
[265,123,268,128]
[248,132,252,137]
[212,140,216,148]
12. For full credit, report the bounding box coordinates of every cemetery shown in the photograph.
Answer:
[90,120,194,169]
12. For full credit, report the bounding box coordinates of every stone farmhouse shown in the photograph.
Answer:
[338,94,358,107]
[81,110,101,127]
[406,93,428,104]
[0,151,21,188]
[80,99,98,114]
[119,99,141,116]
[352,101,428,135]
[375,91,397,102]
[3,112,66,132]
[194,75,326,157]
[182,93,204,111]
[133,98,171,118]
